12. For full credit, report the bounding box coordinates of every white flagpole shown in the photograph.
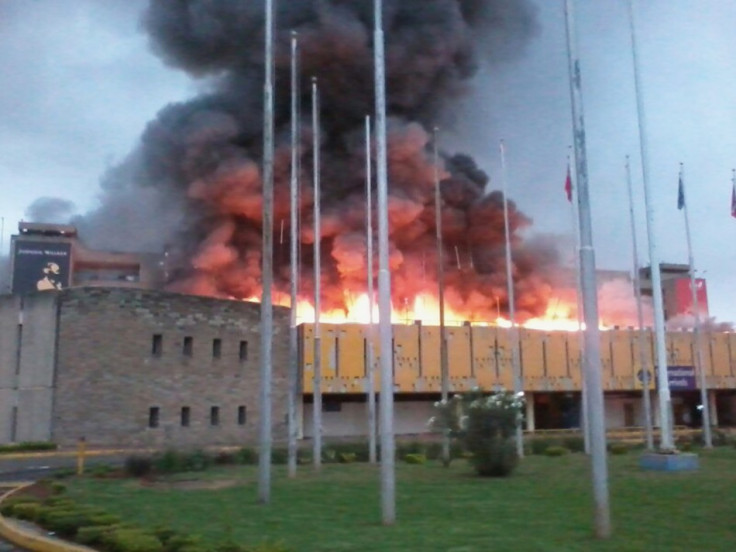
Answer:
[287,30,300,477]
[365,115,377,464]
[564,0,611,538]
[434,128,450,467]
[258,0,275,505]
[625,156,654,450]
[373,0,396,525]
[311,77,323,470]
[679,164,712,448]
[626,0,674,451]
[567,154,590,455]
[731,169,736,218]
[499,140,524,459]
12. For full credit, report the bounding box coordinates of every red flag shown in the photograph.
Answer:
[731,183,736,218]
[564,166,573,202]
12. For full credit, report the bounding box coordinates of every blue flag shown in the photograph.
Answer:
[677,175,685,210]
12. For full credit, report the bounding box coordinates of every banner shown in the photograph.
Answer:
[667,365,696,391]
[11,241,72,294]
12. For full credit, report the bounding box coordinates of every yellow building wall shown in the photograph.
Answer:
[300,324,735,393]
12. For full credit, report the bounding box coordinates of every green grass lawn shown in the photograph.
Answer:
[64,449,736,552]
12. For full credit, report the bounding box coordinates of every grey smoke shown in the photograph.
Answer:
[25,197,77,224]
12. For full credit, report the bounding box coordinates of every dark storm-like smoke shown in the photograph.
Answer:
[82,0,558,320]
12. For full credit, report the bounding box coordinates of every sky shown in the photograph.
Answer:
[0,0,734,324]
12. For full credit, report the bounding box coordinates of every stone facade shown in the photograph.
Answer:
[0,287,290,448]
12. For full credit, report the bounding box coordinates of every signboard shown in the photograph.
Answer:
[11,240,71,294]
[667,365,696,391]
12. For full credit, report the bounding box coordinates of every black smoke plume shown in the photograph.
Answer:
[82,0,555,320]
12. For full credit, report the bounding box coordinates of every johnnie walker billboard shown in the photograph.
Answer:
[11,241,71,294]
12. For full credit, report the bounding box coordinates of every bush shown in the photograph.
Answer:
[327,442,370,462]
[270,448,288,465]
[562,436,585,453]
[10,502,42,521]
[77,524,120,546]
[528,438,559,455]
[125,455,153,478]
[236,447,258,465]
[396,441,424,459]
[104,528,164,552]
[544,446,570,457]
[0,496,39,516]
[404,453,426,465]
[183,450,212,472]
[53,467,76,479]
[0,441,57,454]
[338,452,356,464]
[608,442,629,455]
[41,508,90,537]
[247,541,290,552]
[50,481,67,495]
[153,450,186,475]
[431,389,524,477]
[214,451,236,465]
[164,533,204,552]
[89,463,115,478]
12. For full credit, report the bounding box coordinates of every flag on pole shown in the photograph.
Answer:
[677,174,685,210]
[731,182,736,218]
[564,165,573,202]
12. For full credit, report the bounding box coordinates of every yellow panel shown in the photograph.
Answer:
[472,326,498,390]
[729,334,736,377]
[447,326,471,380]
[706,332,730,377]
[519,329,544,380]
[320,324,339,381]
[611,331,634,379]
[566,333,583,388]
[494,327,515,390]
[336,325,367,380]
[301,324,314,393]
[393,324,420,392]
[545,332,570,379]
[420,325,441,391]
[599,332,613,384]
[631,329,655,390]
[669,332,694,366]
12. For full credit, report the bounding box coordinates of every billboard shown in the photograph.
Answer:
[11,240,72,295]
[670,277,709,318]
[667,365,696,391]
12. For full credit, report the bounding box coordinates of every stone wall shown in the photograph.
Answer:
[52,288,290,448]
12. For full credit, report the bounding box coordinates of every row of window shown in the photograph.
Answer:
[148,406,247,428]
[151,335,248,360]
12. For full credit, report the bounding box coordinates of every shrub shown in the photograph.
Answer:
[396,441,424,459]
[404,453,426,465]
[77,524,120,546]
[711,430,730,447]
[89,463,115,478]
[125,455,153,478]
[50,481,67,495]
[608,442,629,455]
[183,450,212,472]
[338,452,357,464]
[0,496,39,516]
[104,528,164,552]
[10,502,42,521]
[247,541,290,552]
[544,446,570,457]
[214,451,236,465]
[164,533,204,552]
[236,447,258,465]
[153,450,186,474]
[41,508,90,537]
[528,438,559,455]
[0,441,57,454]
[88,513,123,526]
[562,436,585,453]
[327,442,370,462]
[430,388,524,477]
[271,448,288,465]
[53,467,76,479]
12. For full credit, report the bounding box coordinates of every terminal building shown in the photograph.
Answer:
[0,223,734,448]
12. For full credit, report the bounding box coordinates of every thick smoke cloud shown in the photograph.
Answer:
[25,197,77,224]
[81,0,553,319]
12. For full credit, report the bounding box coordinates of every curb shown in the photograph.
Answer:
[0,484,95,552]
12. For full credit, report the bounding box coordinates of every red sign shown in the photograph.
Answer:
[673,278,709,318]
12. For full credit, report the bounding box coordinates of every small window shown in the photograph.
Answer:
[213,339,222,359]
[239,341,248,361]
[149,407,160,428]
[181,406,190,427]
[152,334,163,356]
[183,336,193,357]
[210,406,220,426]
[238,406,247,425]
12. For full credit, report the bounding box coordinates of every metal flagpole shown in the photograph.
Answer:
[568,154,590,455]
[311,77,323,470]
[258,0,275,505]
[365,115,377,464]
[626,0,674,450]
[287,30,300,477]
[373,0,396,525]
[433,128,450,467]
[678,164,712,448]
[564,0,611,538]
[499,140,524,459]
[626,156,655,451]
